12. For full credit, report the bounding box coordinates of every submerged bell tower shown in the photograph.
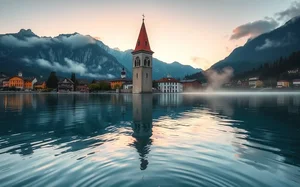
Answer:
[132,16,154,94]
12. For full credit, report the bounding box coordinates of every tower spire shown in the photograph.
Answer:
[132,16,153,54]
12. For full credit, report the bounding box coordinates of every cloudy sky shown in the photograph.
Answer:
[0,0,299,70]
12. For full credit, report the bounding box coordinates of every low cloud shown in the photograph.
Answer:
[0,33,95,49]
[21,57,31,63]
[276,1,300,21]
[255,32,297,50]
[36,58,114,79]
[255,39,281,50]
[56,34,96,48]
[0,35,52,47]
[230,18,279,40]
[191,56,211,70]
[21,57,34,66]
[0,35,28,47]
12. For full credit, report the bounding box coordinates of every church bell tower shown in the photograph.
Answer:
[132,16,154,94]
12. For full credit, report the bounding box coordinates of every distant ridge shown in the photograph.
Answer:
[210,16,300,73]
[0,29,200,80]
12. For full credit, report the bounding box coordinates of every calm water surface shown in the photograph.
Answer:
[0,93,300,187]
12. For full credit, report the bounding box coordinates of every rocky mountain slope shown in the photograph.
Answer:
[0,29,200,80]
[211,16,300,73]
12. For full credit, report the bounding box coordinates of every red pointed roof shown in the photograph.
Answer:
[132,20,153,54]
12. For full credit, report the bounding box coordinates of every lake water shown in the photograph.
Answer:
[0,93,300,187]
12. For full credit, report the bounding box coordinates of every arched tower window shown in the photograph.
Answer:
[144,57,151,67]
[135,57,141,67]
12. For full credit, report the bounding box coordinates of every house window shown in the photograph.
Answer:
[136,73,138,79]
[146,73,148,78]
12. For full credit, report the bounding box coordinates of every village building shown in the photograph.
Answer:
[34,82,47,90]
[292,79,300,87]
[0,73,8,88]
[2,79,9,88]
[180,79,202,92]
[76,80,89,92]
[8,72,37,90]
[237,80,249,87]
[277,80,290,88]
[123,82,133,90]
[24,78,37,90]
[9,76,24,89]
[110,68,132,89]
[157,77,183,93]
[132,17,153,93]
[58,78,74,92]
[249,77,263,88]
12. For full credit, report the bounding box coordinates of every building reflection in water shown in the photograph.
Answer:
[158,93,183,106]
[2,94,37,112]
[131,94,153,170]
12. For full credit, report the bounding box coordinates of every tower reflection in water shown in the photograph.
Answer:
[131,94,153,170]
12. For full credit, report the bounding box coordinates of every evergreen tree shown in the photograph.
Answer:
[70,73,77,90]
[46,72,58,89]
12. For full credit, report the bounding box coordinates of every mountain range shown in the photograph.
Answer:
[211,16,300,73]
[0,29,200,80]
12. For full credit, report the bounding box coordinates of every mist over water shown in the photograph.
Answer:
[204,67,234,91]
[0,93,300,187]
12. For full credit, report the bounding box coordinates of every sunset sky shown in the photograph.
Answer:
[0,0,299,70]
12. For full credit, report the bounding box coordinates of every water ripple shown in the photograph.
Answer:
[0,94,300,186]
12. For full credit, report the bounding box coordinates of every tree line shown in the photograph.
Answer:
[185,50,300,85]
[234,51,300,83]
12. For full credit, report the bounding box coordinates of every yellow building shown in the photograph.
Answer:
[249,77,263,88]
[110,79,129,89]
[8,71,37,90]
[109,68,132,89]
[9,76,24,89]
[24,78,37,90]
[277,80,290,88]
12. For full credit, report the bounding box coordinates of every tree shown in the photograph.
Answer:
[71,73,76,83]
[88,81,111,92]
[70,73,78,90]
[152,80,158,89]
[46,72,58,89]
[88,83,100,92]
[99,82,111,90]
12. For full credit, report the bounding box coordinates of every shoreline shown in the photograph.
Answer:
[0,89,299,95]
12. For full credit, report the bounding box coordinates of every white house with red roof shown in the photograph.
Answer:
[157,76,183,93]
